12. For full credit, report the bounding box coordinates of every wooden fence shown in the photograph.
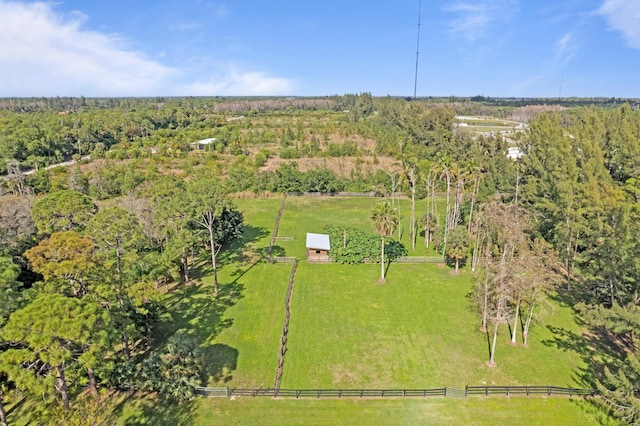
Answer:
[394,256,444,264]
[464,385,596,397]
[274,259,298,390]
[195,386,597,399]
[229,388,446,398]
[271,256,297,264]
[267,194,288,261]
[194,387,230,397]
[286,191,382,197]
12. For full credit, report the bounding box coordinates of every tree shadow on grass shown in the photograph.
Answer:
[219,224,270,265]
[167,280,243,343]
[444,256,467,270]
[189,224,269,281]
[153,225,268,388]
[548,285,593,312]
[541,325,626,388]
[115,392,197,426]
[204,343,239,384]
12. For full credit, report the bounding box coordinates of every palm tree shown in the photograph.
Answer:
[371,201,399,282]
[446,225,469,273]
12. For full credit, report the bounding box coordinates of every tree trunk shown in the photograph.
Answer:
[207,218,219,296]
[424,223,429,251]
[55,364,70,410]
[481,265,489,332]
[115,243,122,285]
[565,215,573,292]
[468,176,479,233]
[523,303,535,346]
[442,173,451,257]
[380,236,385,281]
[145,314,153,347]
[410,178,416,251]
[514,166,520,207]
[488,319,499,366]
[122,332,130,359]
[182,249,189,283]
[471,227,483,273]
[397,202,401,240]
[88,367,98,397]
[0,395,8,426]
[510,296,521,345]
[455,258,459,273]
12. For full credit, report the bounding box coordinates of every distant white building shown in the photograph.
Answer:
[190,138,217,151]
[507,146,524,160]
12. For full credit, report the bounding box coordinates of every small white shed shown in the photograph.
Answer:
[306,233,331,261]
[190,138,217,151]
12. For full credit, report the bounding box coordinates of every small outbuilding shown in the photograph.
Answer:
[306,233,331,262]
[190,138,217,151]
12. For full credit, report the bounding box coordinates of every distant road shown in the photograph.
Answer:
[22,155,91,175]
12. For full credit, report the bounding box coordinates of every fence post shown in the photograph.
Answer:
[465,385,468,397]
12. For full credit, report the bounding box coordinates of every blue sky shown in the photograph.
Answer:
[0,0,639,97]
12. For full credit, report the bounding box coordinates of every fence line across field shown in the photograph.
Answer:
[195,385,597,399]
[270,256,297,263]
[267,194,288,260]
[394,256,444,263]
[273,259,298,390]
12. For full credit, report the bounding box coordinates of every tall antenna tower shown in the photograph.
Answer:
[413,0,422,99]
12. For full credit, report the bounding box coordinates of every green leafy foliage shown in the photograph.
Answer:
[31,190,97,235]
[323,225,406,264]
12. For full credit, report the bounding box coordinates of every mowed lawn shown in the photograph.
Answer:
[117,195,601,425]
[275,196,437,257]
[281,262,587,389]
[196,397,604,425]
[273,196,588,389]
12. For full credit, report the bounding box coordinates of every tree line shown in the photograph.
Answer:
[0,174,243,422]
[1,95,640,423]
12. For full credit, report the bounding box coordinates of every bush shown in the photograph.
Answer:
[323,225,407,264]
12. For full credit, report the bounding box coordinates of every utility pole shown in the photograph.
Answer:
[413,0,422,99]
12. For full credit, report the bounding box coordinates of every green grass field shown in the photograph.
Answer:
[276,196,439,258]
[108,195,605,424]
[282,262,587,389]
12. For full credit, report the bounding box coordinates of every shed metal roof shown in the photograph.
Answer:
[306,233,330,251]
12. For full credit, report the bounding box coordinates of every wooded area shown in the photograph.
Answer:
[1,95,639,424]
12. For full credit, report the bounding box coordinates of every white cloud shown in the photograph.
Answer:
[0,1,293,96]
[443,0,518,41]
[0,1,177,96]
[554,32,577,63]
[183,65,295,96]
[598,0,640,49]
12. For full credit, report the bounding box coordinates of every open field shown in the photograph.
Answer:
[106,196,602,424]
[275,196,439,258]
[281,263,587,389]
[118,395,606,425]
